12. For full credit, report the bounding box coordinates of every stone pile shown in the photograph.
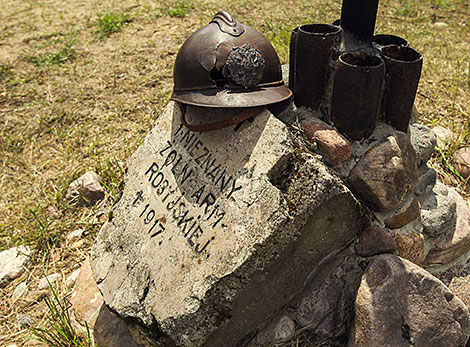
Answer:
[81,95,470,346]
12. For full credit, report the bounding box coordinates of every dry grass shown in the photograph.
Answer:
[0,0,468,345]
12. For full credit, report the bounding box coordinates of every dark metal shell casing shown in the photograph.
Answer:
[381,45,423,133]
[291,24,342,109]
[171,11,292,108]
[288,27,298,93]
[372,34,409,48]
[330,53,384,140]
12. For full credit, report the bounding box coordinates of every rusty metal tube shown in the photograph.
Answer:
[381,45,423,133]
[330,53,384,140]
[340,0,379,41]
[292,24,342,109]
[288,27,299,92]
[373,34,409,48]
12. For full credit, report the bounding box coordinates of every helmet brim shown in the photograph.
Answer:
[170,85,292,108]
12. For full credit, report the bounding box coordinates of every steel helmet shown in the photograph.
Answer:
[170,11,292,108]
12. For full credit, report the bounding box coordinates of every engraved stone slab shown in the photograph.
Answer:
[90,102,363,346]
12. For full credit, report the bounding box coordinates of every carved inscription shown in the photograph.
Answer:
[132,123,244,257]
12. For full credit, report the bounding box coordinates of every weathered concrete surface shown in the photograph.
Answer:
[349,132,418,212]
[90,102,364,346]
[294,252,366,342]
[409,123,436,166]
[349,254,470,347]
[419,181,457,237]
[245,249,367,347]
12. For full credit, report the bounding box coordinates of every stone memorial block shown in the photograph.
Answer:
[90,102,365,346]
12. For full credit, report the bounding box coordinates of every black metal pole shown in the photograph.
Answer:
[340,0,379,41]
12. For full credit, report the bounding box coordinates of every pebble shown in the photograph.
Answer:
[11,282,28,301]
[16,315,35,329]
[38,273,61,290]
[66,268,81,287]
[432,125,454,148]
[67,229,84,242]
[453,147,470,179]
[65,171,105,207]
[0,246,32,288]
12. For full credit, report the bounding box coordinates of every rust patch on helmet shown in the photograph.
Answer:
[224,44,265,89]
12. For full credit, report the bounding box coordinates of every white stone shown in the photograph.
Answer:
[0,246,31,287]
[91,102,364,346]
[67,229,84,241]
[11,282,27,301]
[66,268,81,287]
[38,273,61,290]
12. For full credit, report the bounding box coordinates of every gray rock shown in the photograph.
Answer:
[11,282,27,301]
[432,125,454,149]
[409,123,437,166]
[0,246,31,287]
[415,165,437,196]
[423,189,470,266]
[38,273,61,290]
[16,315,35,329]
[91,102,364,347]
[349,131,418,212]
[94,304,140,347]
[66,171,105,206]
[348,254,470,347]
[420,182,457,237]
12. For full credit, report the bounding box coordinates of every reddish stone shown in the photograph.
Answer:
[349,132,418,212]
[356,225,397,257]
[66,171,105,207]
[394,233,424,265]
[384,198,421,229]
[423,190,470,266]
[453,147,470,179]
[302,121,352,166]
[70,258,103,328]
